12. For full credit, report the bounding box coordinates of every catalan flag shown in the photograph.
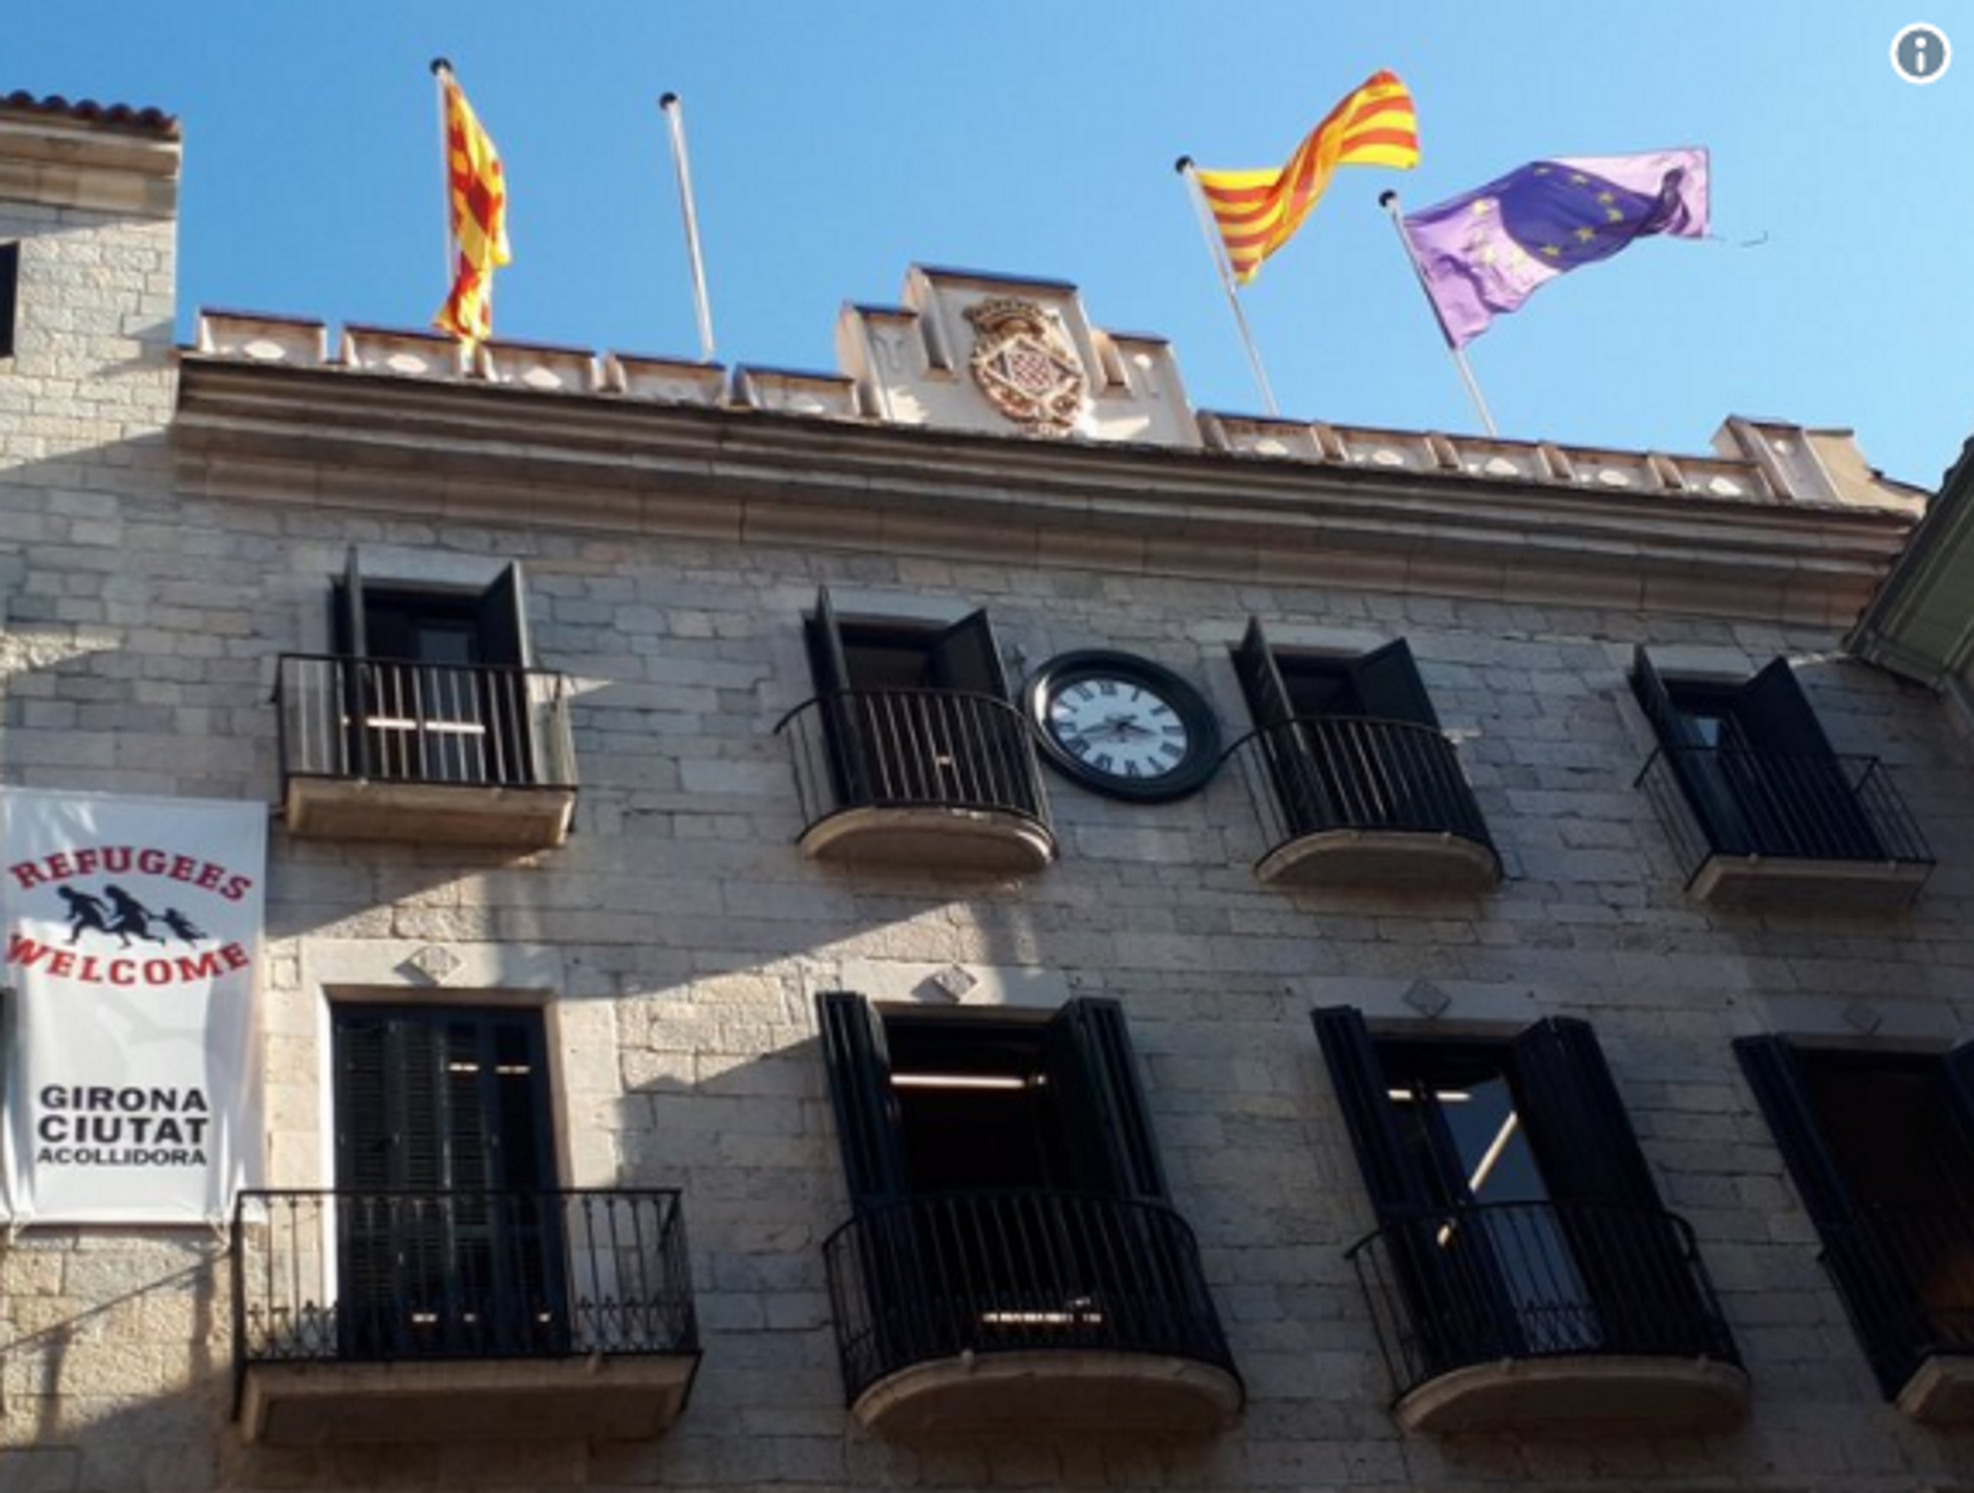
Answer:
[1195,71,1419,284]
[433,71,511,344]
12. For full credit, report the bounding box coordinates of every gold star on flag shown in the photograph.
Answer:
[1574,226,1597,242]
[1606,207,1624,223]
[1540,244,1562,258]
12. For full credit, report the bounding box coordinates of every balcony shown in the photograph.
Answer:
[822,1189,1243,1436]
[233,1188,700,1446]
[777,690,1056,872]
[1348,1201,1747,1435]
[1823,1209,1974,1424]
[1636,746,1932,908]
[276,654,578,849]
[1228,717,1499,891]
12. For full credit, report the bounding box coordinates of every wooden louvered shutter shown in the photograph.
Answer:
[928,608,1008,697]
[1734,1036,1856,1229]
[1234,618,1330,837]
[1044,997,1168,1202]
[1510,1019,1661,1211]
[805,589,869,806]
[1348,639,1440,730]
[1734,658,1879,858]
[1311,1006,1432,1219]
[816,991,909,1207]
[1632,645,1751,855]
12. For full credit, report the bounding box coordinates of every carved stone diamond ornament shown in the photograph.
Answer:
[964,298,1087,436]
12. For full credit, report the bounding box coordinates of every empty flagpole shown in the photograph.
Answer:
[658,93,717,364]
[1378,189,1498,437]
[431,59,457,292]
[1176,157,1280,418]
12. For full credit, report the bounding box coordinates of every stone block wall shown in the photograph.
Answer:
[3,478,1974,1490]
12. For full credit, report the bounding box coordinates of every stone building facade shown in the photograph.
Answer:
[4,89,1974,1493]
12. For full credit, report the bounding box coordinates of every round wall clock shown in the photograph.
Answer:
[1025,650,1223,802]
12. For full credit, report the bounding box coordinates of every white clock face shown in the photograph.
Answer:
[1046,676,1192,781]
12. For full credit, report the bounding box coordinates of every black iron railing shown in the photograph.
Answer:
[232,1188,696,1405]
[822,1189,1241,1406]
[1227,715,1496,867]
[777,689,1052,834]
[276,653,577,790]
[1637,745,1931,886]
[1347,1201,1739,1402]
[1822,1207,1974,1399]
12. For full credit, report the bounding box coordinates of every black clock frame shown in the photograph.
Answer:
[1024,649,1224,803]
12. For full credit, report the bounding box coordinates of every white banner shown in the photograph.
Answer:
[1,788,265,1225]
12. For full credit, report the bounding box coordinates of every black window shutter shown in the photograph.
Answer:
[1311,1006,1432,1218]
[1233,617,1295,727]
[335,545,369,658]
[475,562,533,668]
[806,585,854,694]
[1933,1040,1974,1196]
[0,242,18,360]
[1630,645,1703,750]
[1044,997,1168,1201]
[1734,658,1837,757]
[928,608,1008,696]
[816,991,909,1206]
[1348,639,1441,730]
[1235,618,1333,836]
[1733,1036,1856,1228]
[1509,1018,1662,1211]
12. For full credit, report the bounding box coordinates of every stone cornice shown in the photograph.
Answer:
[0,104,181,217]
[174,354,1914,627]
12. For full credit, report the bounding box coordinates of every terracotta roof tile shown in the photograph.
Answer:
[0,89,180,139]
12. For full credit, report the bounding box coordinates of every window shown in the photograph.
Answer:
[332,1004,563,1358]
[1737,1037,1974,1407]
[814,992,1237,1420]
[331,552,536,785]
[795,586,1043,820]
[1314,1008,1738,1399]
[1630,647,1885,862]
[0,242,17,360]
[1230,621,1495,882]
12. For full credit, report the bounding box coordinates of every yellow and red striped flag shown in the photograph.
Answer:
[1195,71,1419,284]
[433,71,511,344]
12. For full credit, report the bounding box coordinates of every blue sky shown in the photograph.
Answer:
[13,3,1973,489]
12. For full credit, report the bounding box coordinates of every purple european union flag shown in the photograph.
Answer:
[1400,149,1709,347]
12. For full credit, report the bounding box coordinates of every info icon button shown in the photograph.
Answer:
[1892,23,1952,84]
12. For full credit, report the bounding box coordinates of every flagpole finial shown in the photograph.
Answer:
[659,92,680,110]
[1174,156,1194,174]
[430,57,453,77]
[1379,190,1400,209]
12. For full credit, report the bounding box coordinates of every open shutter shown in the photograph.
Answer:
[0,243,19,360]
[334,546,369,658]
[1513,1018,1724,1359]
[1349,639,1440,730]
[1235,618,1332,838]
[475,562,532,668]
[1633,645,1752,856]
[1734,1036,1855,1228]
[1630,645,1702,749]
[928,608,1008,697]
[1044,998,1168,1201]
[1735,658,1878,858]
[474,564,537,784]
[1510,1019,1661,1211]
[806,585,853,694]
[804,589,869,806]
[1735,659,1836,757]
[1233,618,1294,728]
[1311,1006,1432,1218]
[816,991,909,1207]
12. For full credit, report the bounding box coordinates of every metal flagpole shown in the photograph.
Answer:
[659,93,717,364]
[1378,189,1498,438]
[430,59,458,292]
[1175,157,1279,418]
